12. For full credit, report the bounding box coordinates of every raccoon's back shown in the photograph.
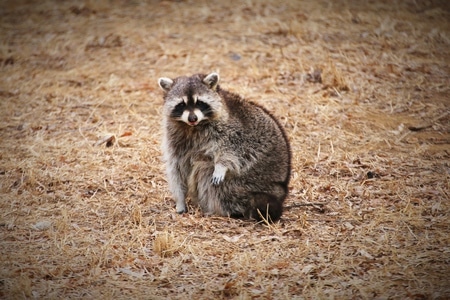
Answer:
[220,89,291,185]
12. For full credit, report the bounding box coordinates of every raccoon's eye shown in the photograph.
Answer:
[197,99,208,107]
[171,101,187,119]
[196,100,214,118]
[196,100,209,109]
[175,102,186,109]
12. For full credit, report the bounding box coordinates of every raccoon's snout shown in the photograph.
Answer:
[188,112,198,123]
[181,109,204,126]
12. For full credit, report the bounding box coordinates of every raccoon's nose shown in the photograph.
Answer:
[188,113,198,123]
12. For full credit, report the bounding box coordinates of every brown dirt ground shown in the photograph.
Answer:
[1,0,449,299]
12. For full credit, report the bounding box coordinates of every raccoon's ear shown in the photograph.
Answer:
[203,72,220,90]
[158,77,174,92]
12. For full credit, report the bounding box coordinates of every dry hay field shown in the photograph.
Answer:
[1,0,449,299]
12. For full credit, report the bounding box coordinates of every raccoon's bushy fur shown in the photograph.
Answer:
[159,73,291,222]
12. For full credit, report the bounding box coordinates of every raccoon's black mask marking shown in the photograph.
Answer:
[170,102,186,119]
[196,100,214,118]
[169,97,214,122]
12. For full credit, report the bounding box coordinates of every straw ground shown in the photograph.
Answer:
[1,0,449,299]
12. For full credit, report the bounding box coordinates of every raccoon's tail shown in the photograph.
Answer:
[249,192,284,222]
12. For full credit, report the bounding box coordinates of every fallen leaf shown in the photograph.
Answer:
[120,131,132,137]
[358,249,374,259]
[117,267,145,279]
[94,134,116,147]
[344,222,354,230]
[32,220,52,231]
[301,264,315,274]
[222,234,244,243]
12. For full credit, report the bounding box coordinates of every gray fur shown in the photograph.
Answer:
[159,73,291,222]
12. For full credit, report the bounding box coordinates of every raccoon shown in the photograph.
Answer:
[158,72,291,222]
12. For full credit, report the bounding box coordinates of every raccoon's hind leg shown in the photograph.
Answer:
[248,192,284,222]
[187,162,203,206]
[188,160,225,216]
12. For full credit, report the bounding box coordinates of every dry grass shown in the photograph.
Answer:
[1,0,449,299]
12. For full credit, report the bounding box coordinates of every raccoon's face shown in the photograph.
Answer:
[158,73,222,126]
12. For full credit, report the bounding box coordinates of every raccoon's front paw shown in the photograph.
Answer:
[176,202,187,214]
[176,207,187,214]
[212,163,227,185]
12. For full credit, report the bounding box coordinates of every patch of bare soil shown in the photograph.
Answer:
[1,0,449,299]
